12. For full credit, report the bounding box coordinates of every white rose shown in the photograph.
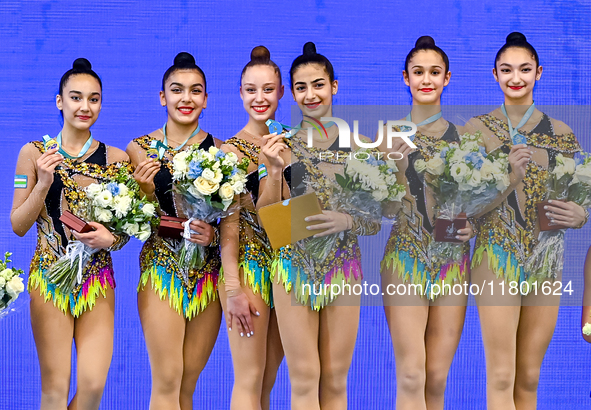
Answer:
[231,180,245,194]
[113,196,133,218]
[208,146,220,156]
[480,160,496,182]
[203,152,215,162]
[426,157,445,175]
[414,159,427,173]
[225,152,238,163]
[496,173,511,191]
[123,222,140,237]
[141,203,156,216]
[0,268,12,280]
[219,182,235,201]
[201,168,216,182]
[553,164,566,181]
[467,170,482,187]
[583,322,591,336]
[6,276,24,299]
[0,276,5,288]
[573,165,591,185]
[137,223,152,242]
[95,208,113,223]
[86,183,103,199]
[193,176,219,196]
[450,162,470,182]
[212,161,221,170]
[372,189,389,202]
[172,151,190,177]
[562,157,576,176]
[95,190,113,208]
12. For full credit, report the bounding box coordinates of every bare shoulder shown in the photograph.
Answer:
[106,145,130,163]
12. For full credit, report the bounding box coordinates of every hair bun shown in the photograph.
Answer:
[303,42,317,56]
[250,45,271,62]
[173,52,196,68]
[415,36,436,48]
[72,58,92,71]
[506,32,527,45]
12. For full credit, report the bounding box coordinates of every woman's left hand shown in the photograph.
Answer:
[456,220,474,243]
[71,222,115,249]
[183,220,214,246]
[305,211,351,238]
[544,200,588,228]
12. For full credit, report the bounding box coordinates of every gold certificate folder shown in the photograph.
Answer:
[258,192,324,250]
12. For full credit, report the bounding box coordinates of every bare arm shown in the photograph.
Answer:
[11,143,63,236]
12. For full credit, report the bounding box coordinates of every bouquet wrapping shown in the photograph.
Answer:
[0,252,25,319]
[526,153,591,282]
[47,169,158,293]
[414,131,511,268]
[171,145,249,281]
[303,148,405,264]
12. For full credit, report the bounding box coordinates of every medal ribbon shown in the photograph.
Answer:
[501,102,535,143]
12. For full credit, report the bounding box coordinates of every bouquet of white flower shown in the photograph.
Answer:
[526,153,591,283]
[583,314,591,338]
[414,131,510,266]
[304,148,405,263]
[172,145,249,278]
[47,168,158,293]
[0,252,25,319]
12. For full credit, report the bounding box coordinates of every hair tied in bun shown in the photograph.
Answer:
[72,57,92,71]
[250,46,271,63]
[415,36,436,48]
[506,32,527,45]
[173,52,197,68]
[303,42,317,56]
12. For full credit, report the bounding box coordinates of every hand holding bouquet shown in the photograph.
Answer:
[47,168,159,293]
[171,145,249,278]
[305,148,405,263]
[0,252,25,319]
[526,153,591,282]
[414,131,510,266]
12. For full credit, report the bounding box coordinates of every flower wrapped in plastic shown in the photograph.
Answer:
[171,145,249,280]
[526,153,591,283]
[414,131,511,268]
[303,148,405,263]
[0,252,25,319]
[47,168,159,293]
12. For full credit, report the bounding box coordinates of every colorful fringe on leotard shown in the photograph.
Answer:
[28,251,115,317]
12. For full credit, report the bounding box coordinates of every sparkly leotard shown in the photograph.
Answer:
[272,137,381,310]
[469,110,581,283]
[133,134,221,319]
[27,141,131,317]
[221,131,273,306]
[381,123,471,299]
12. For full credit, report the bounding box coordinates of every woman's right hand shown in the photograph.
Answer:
[508,144,532,181]
[133,158,161,196]
[36,148,64,189]
[224,289,260,337]
[261,133,287,173]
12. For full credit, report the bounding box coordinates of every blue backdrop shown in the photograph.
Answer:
[1,1,590,408]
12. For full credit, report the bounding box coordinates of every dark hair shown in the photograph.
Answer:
[162,52,207,91]
[404,36,449,73]
[495,32,539,67]
[241,46,282,85]
[289,42,335,88]
[59,58,102,96]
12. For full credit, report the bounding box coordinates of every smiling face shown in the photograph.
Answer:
[56,74,102,131]
[291,63,338,120]
[493,47,542,104]
[160,69,207,126]
[403,50,450,105]
[240,65,284,122]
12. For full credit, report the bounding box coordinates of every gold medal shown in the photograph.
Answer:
[146,148,159,160]
[44,138,59,151]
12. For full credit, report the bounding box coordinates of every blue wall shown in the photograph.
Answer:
[0,1,590,408]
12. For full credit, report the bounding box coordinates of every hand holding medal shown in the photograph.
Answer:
[502,103,534,181]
